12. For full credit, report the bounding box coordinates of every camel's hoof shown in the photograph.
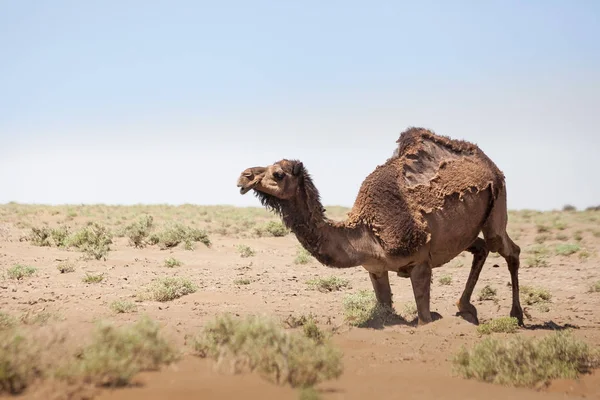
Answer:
[417,312,442,326]
[456,302,479,325]
[456,311,479,325]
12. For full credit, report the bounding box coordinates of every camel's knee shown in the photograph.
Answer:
[467,237,488,257]
[483,235,503,253]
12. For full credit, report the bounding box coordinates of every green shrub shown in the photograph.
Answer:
[556,243,580,256]
[50,226,70,247]
[438,275,452,285]
[254,221,289,237]
[123,215,154,248]
[6,265,37,280]
[67,222,113,260]
[342,290,394,327]
[149,223,210,250]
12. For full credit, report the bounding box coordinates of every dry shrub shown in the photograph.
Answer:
[59,316,179,387]
[0,330,41,394]
[192,314,342,388]
[476,317,519,335]
[138,277,198,302]
[67,222,113,260]
[306,276,350,292]
[342,290,396,327]
[454,331,599,387]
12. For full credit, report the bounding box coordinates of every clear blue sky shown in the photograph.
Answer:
[1,1,599,210]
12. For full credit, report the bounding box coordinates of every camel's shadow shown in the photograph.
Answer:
[355,311,443,330]
[524,320,580,331]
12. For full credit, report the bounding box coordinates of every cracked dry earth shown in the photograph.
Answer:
[1,205,600,399]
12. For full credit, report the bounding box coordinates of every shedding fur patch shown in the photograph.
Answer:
[346,127,505,257]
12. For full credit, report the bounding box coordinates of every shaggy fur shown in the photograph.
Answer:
[346,127,505,256]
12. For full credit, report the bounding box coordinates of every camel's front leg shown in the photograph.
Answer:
[369,271,392,307]
[410,263,433,325]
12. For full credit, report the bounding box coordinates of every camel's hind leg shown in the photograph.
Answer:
[483,187,524,326]
[456,237,489,324]
[369,271,392,307]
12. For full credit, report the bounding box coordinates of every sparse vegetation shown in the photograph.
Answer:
[123,215,154,248]
[477,317,519,335]
[149,223,211,250]
[520,285,552,308]
[342,290,394,327]
[57,261,75,273]
[237,244,255,258]
[453,331,599,387]
[556,243,580,256]
[68,222,113,260]
[307,276,350,292]
[478,285,498,301]
[0,330,41,394]
[163,257,182,268]
[28,226,51,246]
[294,247,313,265]
[234,278,251,285]
[254,221,289,237]
[192,314,343,388]
[83,273,104,284]
[400,302,418,321]
[6,264,37,280]
[60,316,179,387]
[0,312,16,330]
[138,277,198,302]
[50,226,70,247]
[526,254,549,268]
[110,300,137,314]
[438,274,452,285]
[588,281,600,293]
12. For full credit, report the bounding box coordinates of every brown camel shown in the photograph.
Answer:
[237,127,523,326]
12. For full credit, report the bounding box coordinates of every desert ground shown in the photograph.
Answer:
[1,203,600,399]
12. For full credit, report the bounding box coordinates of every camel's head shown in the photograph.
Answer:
[236,166,267,195]
[240,159,304,200]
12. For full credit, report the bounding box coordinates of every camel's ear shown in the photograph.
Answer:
[292,162,303,176]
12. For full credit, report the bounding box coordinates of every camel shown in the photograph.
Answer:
[236,127,523,326]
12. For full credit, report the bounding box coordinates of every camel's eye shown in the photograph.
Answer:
[273,171,285,181]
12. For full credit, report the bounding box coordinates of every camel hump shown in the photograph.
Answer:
[394,127,505,196]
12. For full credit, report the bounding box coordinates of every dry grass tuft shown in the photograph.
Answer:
[477,317,519,335]
[138,277,198,302]
[306,276,350,292]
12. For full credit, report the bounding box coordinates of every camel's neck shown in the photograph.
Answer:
[276,181,373,268]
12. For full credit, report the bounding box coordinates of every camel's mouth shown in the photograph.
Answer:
[237,178,260,195]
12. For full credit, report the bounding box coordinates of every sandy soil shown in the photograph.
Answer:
[1,205,599,399]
